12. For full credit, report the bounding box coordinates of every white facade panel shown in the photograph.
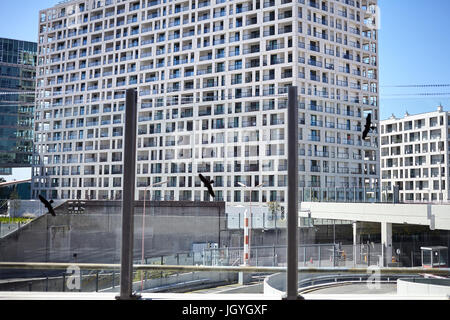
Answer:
[32,0,380,210]
[380,107,450,203]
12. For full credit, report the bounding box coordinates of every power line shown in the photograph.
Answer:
[381,84,450,88]
[380,96,450,102]
[381,92,450,97]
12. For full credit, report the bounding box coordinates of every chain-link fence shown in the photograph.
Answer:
[201,243,385,268]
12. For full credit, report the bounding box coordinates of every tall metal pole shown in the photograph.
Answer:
[440,142,444,203]
[140,185,149,293]
[286,86,299,300]
[117,89,138,300]
[140,180,166,293]
[249,192,252,265]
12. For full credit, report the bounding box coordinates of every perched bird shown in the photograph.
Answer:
[199,174,215,199]
[362,113,376,140]
[38,195,56,216]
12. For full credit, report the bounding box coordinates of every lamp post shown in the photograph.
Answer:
[238,182,264,266]
[140,180,167,293]
[439,142,444,204]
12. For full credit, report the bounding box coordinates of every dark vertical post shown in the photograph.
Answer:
[393,185,399,203]
[304,247,306,266]
[333,245,336,267]
[286,86,299,300]
[117,89,139,300]
[273,245,276,266]
[318,245,321,267]
[79,272,82,292]
[218,205,221,247]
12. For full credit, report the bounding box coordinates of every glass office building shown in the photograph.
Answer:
[0,38,37,175]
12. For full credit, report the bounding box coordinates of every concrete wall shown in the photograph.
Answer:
[0,201,226,270]
[397,278,450,297]
[0,199,316,277]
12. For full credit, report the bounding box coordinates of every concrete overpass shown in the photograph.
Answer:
[0,179,31,187]
[299,202,450,267]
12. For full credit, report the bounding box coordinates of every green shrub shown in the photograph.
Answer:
[0,217,33,224]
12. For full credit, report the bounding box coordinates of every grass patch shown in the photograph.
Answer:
[132,261,178,282]
[0,217,33,224]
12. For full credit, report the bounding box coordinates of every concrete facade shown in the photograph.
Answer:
[0,201,226,267]
[32,0,380,212]
[380,106,450,203]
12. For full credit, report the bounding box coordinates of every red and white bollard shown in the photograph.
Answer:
[243,209,250,266]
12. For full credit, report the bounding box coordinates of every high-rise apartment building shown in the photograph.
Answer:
[33,0,379,207]
[380,106,450,203]
[0,38,37,176]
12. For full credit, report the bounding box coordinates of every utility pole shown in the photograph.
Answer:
[285,86,300,300]
[117,89,139,300]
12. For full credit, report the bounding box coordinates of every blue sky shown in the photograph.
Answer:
[0,0,449,121]
[378,0,450,119]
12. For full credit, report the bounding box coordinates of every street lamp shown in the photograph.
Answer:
[238,182,265,266]
[439,142,445,204]
[140,180,167,293]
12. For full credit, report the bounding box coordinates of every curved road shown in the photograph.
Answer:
[302,283,397,295]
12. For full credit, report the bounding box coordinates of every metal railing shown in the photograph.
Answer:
[2,262,450,275]
[1,256,449,295]
[1,262,449,276]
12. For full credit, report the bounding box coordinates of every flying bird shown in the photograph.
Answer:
[38,195,56,216]
[199,174,215,199]
[362,113,376,140]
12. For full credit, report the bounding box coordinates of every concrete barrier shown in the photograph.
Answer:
[135,271,237,293]
[397,278,450,297]
[263,273,285,297]
[0,201,226,265]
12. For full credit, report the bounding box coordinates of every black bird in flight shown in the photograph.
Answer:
[199,174,215,199]
[362,113,377,140]
[38,195,56,216]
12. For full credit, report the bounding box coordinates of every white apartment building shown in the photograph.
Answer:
[32,0,380,208]
[380,106,450,203]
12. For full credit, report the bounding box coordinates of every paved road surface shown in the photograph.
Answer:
[187,282,264,294]
[303,283,397,295]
